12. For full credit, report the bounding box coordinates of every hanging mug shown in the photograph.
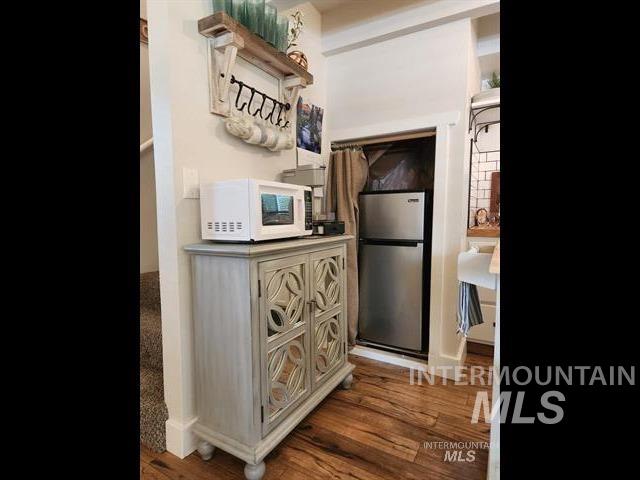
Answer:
[282,131,294,150]
[224,115,253,140]
[268,129,288,151]
[244,120,264,144]
[259,123,278,148]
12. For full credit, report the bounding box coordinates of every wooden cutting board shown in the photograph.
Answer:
[490,171,500,217]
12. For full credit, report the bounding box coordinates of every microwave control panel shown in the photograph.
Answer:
[304,190,313,231]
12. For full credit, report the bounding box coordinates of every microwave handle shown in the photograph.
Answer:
[297,196,304,229]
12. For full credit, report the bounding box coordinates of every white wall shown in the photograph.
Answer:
[327,17,480,364]
[147,0,326,457]
[476,12,499,86]
[140,150,159,273]
[140,0,159,273]
[328,21,470,135]
[322,0,499,55]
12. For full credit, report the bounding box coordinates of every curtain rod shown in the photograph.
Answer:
[331,130,436,149]
[331,142,362,151]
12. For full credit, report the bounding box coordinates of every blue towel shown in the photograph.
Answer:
[457,281,484,337]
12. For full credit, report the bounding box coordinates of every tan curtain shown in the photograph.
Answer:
[326,148,369,345]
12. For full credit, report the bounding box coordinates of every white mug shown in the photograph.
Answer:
[259,124,278,148]
[244,121,263,144]
[224,115,253,140]
[269,131,294,151]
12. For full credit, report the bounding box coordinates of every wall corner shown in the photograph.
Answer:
[165,417,198,459]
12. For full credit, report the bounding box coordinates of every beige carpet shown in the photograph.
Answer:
[140,272,168,452]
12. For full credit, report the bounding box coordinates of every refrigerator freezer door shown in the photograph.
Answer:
[359,192,425,240]
[358,241,423,351]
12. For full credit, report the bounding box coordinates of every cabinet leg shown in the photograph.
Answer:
[341,373,354,390]
[244,461,266,480]
[197,440,215,461]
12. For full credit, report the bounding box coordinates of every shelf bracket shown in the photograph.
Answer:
[207,32,245,116]
[281,76,307,125]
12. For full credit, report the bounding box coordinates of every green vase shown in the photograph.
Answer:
[245,0,265,38]
[230,0,246,24]
[212,0,232,15]
[264,3,277,46]
[276,16,289,52]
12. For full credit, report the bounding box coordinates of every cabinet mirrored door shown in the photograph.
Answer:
[310,248,345,389]
[259,254,312,434]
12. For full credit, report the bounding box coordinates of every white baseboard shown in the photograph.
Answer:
[428,338,467,381]
[351,340,467,382]
[165,416,198,459]
[350,345,429,371]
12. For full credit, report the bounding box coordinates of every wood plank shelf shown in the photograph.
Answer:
[467,228,500,238]
[198,12,313,85]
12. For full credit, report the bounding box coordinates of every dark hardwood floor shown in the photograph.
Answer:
[141,353,493,480]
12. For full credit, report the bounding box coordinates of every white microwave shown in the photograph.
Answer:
[200,179,313,242]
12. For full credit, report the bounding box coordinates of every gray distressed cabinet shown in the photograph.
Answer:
[185,236,355,480]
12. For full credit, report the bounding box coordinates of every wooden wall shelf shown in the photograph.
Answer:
[198,12,313,85]
[467,229,500,238]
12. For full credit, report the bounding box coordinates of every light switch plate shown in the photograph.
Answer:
[183,167,200,199]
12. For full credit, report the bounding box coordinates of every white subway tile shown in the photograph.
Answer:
[487,152,500,162]
[480,162,497,172]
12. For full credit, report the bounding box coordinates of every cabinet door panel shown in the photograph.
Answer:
[313,312,344,385]
[312,249,343,318]
[467,304,496,344]
[261,255,308,342]
[259,254,311,434]
[310,248,346,388]
[265,331,310,431]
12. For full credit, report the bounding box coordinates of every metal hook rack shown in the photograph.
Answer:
[468,103,500,145]
[229,75,291,128]
[466,98,501,235]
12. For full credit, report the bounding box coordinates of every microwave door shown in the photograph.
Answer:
[261,193,295,226]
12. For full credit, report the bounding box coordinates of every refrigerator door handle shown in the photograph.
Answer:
[359,239,421,247]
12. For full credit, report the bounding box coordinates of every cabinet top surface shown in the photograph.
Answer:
[185,235,353,257]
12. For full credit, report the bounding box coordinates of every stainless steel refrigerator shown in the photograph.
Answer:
[358,190,432,354]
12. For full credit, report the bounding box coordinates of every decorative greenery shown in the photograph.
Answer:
[288,10,303,51]
[488,72,500,88]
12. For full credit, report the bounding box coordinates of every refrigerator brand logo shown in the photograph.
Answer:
[407,198,420,203]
